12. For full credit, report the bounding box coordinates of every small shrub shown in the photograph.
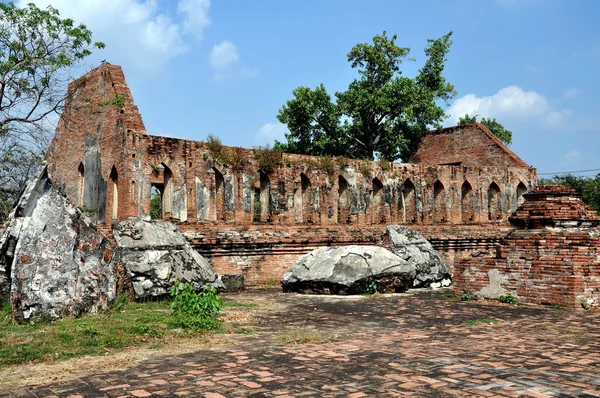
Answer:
[360,163,372,179]
[360,281,378,295]
[336,156,350,169]
[78,206,97,216]
[499,293,517,305]
[110,293,128,313]
[378,157,392,172]
[206,134,227,163]
[202,153,209,161]
[319,156,335,175]
[227,147,249,170]
[253,145,283,174]
[460,292,472,302]
[170,281,223,331]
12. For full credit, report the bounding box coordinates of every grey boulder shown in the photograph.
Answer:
[387,225,451,288]
[281,245,416,294]
[113,218,224,298]
[0,165,120,323]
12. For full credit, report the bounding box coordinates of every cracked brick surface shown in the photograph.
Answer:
[3,290,599,397]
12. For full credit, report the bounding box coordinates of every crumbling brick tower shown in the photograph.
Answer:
[454,185,600,309]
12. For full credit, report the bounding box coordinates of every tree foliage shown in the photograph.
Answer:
[538,174,600,214]
[0,2,104,221]
[457,114,512,145]
[275,31,456,161]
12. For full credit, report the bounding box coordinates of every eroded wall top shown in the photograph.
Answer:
[408,124,530,168]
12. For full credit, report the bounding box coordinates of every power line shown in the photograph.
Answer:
[538,168,600,176]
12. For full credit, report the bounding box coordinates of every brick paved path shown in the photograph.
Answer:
[3,290,600,397]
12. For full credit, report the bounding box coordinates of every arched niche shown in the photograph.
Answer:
[338,175,350,224]
[461,180,474,223]
[372,177,384,224]
[400,179,417,223]
[433,180,447,223]
[488,182,501,221]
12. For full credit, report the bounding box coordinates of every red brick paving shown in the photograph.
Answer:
[2,289,600,397]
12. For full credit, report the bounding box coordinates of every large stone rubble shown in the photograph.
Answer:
[281,226,452,295]
[387,225,452,288]
[113,217,224,299]
[0,166,120,323]
[0,166,225,323]
[281,246,417,294]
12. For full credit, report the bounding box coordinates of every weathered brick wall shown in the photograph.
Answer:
[180,224,511,285]
[45,64,543,286]
[454,186,600,309]
[409,124,530,168]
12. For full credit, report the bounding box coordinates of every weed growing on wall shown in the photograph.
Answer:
[319,156,335,174]
[253,145,283,174]
[170,280,223,331]
[499,293,517,305]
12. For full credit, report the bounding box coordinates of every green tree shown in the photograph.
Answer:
[276,31,456,161]
[0,2,104,221]
[457,114,512,145]
[538,174,600,214]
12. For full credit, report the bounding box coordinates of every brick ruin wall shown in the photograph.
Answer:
[46,64,538,285]
[454,186,600,309]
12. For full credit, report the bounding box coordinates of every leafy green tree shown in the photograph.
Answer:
[150,189,162,219]
[538,174,600,214]
[276,31,456,161]
[0,2,104,221]
[458,114,512,145]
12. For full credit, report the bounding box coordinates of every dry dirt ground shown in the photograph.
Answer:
[2,287,600,397]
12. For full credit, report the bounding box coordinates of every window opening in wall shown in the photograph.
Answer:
[109,166,119,220]
[151,163,172,219]
[300,173,312,224]
[259,170,270,223]
[211,167,225,221]
[150,185,162,219]
[77,162,85,206]
[338,175,349,224]
[253,188,261,223]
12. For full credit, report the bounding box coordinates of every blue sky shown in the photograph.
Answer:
[22,0,600,176]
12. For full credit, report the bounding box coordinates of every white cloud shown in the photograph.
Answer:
[446,85,571,128]
[177,0,211,39]
[208,41,258,82]
[209,41,239,70]
[564,150,580,162]
[254,122,288,145]
[20,0,210,74]
[562,87,581,99]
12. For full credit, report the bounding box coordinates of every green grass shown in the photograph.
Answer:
[223,301,256,308]
[464,318,499,326]
[0,299,209,368]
